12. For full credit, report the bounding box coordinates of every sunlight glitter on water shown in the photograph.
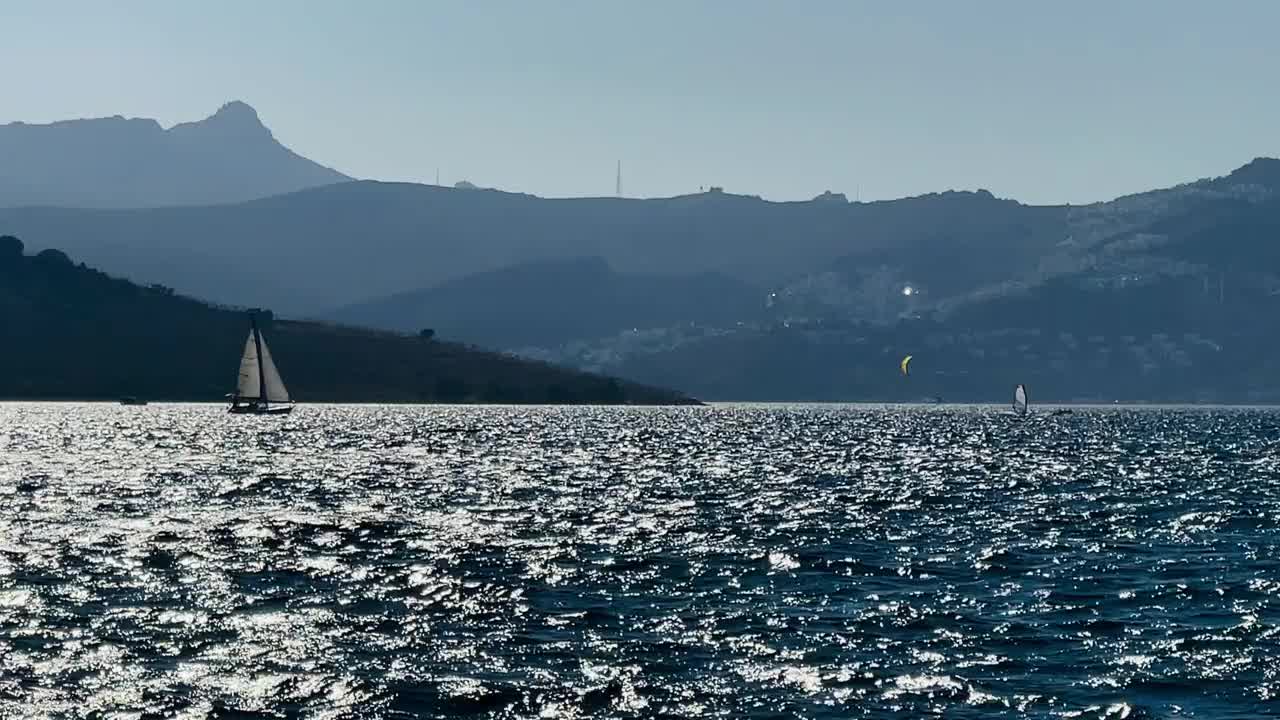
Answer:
[3,402,1280,717]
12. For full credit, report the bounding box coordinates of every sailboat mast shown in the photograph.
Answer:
[251,314,266,404]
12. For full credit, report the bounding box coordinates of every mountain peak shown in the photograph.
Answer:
[0,101,350,208]
[178,100,270,138]
[1225,157,1280,187]
[211,100,261,123]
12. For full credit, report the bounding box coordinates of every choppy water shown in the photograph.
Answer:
[3,403,1280,718]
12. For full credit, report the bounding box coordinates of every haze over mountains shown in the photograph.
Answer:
[5,101,1280,401]
[0,101,349,208]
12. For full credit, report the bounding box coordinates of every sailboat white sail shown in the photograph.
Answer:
[236,331,261,400]
[1013,384,1028,416]
[258,339,290,403]
[230,316,293,414]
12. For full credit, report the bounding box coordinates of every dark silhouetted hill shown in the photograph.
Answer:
[326,256,766,349]
[0,236,696,405]
[0,101,349,208]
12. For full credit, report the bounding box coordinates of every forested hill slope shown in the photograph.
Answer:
[0,236,697,405]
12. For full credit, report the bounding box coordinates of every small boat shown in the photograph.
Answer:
[227,314,294,415]
[119,396,148,406]
[1013,384,1028,416]
[1051,408,1074,416]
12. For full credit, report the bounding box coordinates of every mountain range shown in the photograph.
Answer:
[0,101,349,208]
[0,179,1062,317]
[5,101,1280,402]
[591,160,1280,401]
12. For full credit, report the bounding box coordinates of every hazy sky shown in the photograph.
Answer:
[4,1,1278,204]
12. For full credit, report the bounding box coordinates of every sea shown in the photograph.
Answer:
[2,402,1280,719]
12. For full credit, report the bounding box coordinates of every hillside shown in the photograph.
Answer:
[0,101,349,208]
[0,182,1065,316]
[580,176,1280,403]
[327,256,766,349]
[0,236,697,405]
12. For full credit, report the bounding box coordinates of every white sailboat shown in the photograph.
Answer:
[1013,383,1028,416]
[228,315,294,415]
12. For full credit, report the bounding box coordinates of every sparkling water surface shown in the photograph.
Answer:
[3,402,1280,719]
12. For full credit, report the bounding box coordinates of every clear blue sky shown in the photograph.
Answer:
[4,1,1277,204]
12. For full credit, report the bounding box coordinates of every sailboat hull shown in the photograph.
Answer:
[228,404,294,415]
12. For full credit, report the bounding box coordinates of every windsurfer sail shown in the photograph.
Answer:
[1013,383,1028,416]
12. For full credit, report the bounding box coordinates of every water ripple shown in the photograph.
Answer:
[2,402,1279,717]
